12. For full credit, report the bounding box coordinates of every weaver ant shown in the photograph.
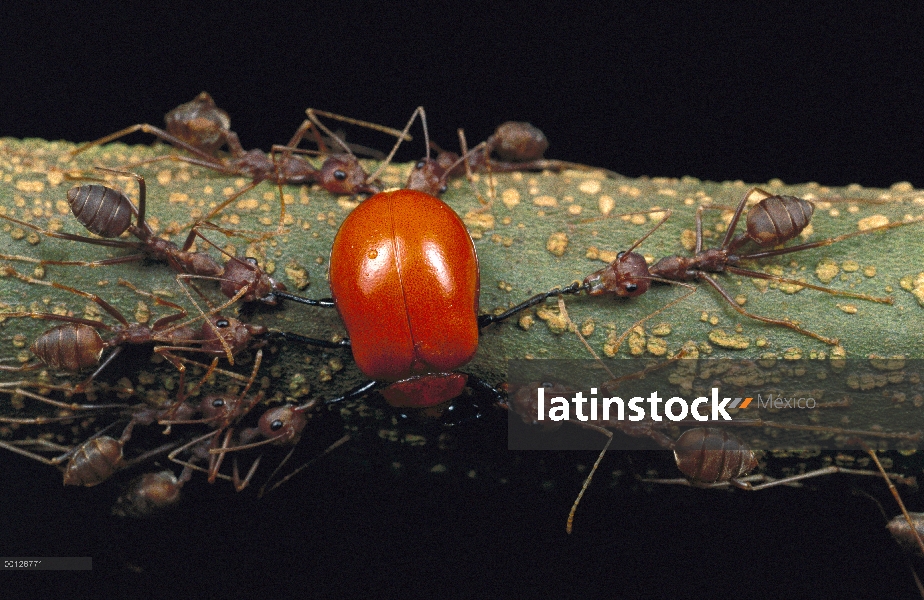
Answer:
[507,379,921,534]
[68,92,238,163]
[66,94,402,193]
[503,296,922,533]
[0,168,289,306]
[161,349,272,491]
[0,268,266,396]
[0,169,223,276]
[429,121,620,181]
[638,188,923,344]
[490,188,920,346]
[0,418,180,487]
[200,395,351,496]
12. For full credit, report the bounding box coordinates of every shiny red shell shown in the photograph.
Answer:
[329,189,480,383]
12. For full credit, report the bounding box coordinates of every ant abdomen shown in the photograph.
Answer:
[490,121,549,162]
[887,513,924,555]
[744,195,814,247]
[672,427,758,484]
[67,184,135,238]
[30,324,105,372]
[163,91,232,154]
[111,470,186,518]
[62,436,124,486]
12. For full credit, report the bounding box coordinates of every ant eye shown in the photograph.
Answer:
[616,251,625,259]
[439,184,448,194]
[245,257,258,266]
[624,283,638,292]
[334,170,347,181]
[415,160,426,170]
[216,319,230,328]
[270,419,284,431]
[212,399,226,408]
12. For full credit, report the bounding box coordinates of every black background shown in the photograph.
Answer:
[1,2,924,598]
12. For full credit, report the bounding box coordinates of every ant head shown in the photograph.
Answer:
[506,381,568,431]
[582,251,652,298]
[199,394,243,424]
[317,154,371,195]
[406,158,449,196]
[199,315,262,356]
[256,404,309,446]
[220,257,287,304]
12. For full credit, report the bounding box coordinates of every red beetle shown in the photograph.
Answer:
[272,185,634,418]
[273,185,534,420]
[329,189,480,409]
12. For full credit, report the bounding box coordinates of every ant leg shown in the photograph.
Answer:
[0,361,44,373]
[0,381,129,411]
[131,153,247,177]
[640,466,915,490]
[231,454,262,492]
[67,124,222,164]
[456,130,497,211]
[861,440,924,557]
[724,265,893,304]
[0,439,72,466]
[738,215,924,260]
[305,108,411,150]
[176,179,261,233]
[737,465,916,490]
[0,211,143,252]
[598,283,697,356]
[207,428,236,484]
[718,187,773,251]
[3,266,131,326]
[566,422,612,534]
[117,278,190,329]
[166,431,233,482]
[365,107,426,183]
[169,277,241,364]
[0,310,109,331]
[258,434,351,497]
[699,273,839,345]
